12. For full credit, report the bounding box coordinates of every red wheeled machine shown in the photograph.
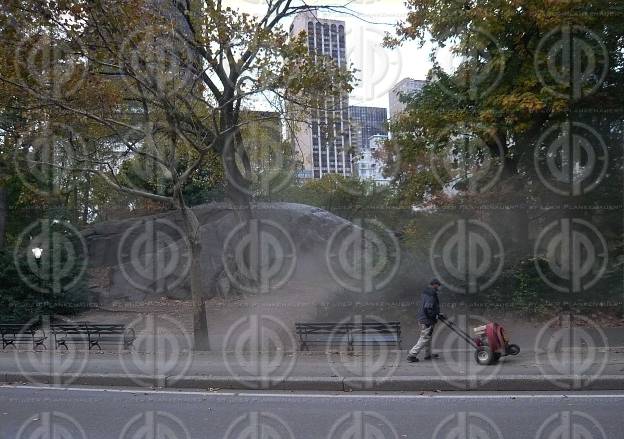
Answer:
[439,316,520,365]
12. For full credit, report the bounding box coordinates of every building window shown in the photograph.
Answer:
[315,23,322,55]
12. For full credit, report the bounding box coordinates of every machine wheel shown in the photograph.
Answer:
[507,344,520,356]
[475,346,493,365]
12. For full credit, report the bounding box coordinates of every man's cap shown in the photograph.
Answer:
[430,278,441,285]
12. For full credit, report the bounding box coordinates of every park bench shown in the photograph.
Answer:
[51,322,136,350]
[0,323,47,350]
[295,322,352,351]
[350,321,402,349]
[295,321,401,351]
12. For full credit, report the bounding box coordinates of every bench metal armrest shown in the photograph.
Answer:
[123,328,136,348]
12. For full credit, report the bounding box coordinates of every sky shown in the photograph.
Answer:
[319,2,433,109]
[233,0,438,110]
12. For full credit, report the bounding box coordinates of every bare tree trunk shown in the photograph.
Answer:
[0,186,7,250]
[179,203,210,351]
[511,204,531,259]
[165,126,234,350]
[72,175,79,224]
[190,239,210,351]
[222,139,253,206]
[82,173,91,224]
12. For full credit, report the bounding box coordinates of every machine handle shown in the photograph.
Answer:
[438,317,480,349]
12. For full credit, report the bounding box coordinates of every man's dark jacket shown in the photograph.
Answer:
[417,286,440,326]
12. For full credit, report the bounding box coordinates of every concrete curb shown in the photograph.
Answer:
[2,373,624,391]
[2,373,166,388]
[169,375,344,391]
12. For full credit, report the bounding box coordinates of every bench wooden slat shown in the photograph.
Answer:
[295,321,401,351]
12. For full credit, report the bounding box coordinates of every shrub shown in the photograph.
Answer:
[0,249,88,323]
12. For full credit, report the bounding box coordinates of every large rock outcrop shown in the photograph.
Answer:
[84,202,357,302]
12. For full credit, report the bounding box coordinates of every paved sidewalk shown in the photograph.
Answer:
[1,346,622,391]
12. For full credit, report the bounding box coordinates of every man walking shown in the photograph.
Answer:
[407,278,443,362]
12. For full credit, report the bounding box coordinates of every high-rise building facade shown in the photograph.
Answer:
[356,134,390,184]
[349,106,388,151]
[388,78,426,120]
[289,11,352,179]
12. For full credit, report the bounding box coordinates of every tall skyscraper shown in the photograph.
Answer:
[388,78,426,120]
[349,106,388,151]
[289,11,352,179]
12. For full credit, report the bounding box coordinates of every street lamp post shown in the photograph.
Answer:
[31,247,43,293]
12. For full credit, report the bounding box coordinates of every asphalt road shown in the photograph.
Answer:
[0,386,622,439]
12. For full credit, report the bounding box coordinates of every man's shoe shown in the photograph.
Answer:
[406,355,419,363]
[423,354,440,360]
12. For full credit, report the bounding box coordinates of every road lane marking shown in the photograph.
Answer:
[1,385,624,399]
